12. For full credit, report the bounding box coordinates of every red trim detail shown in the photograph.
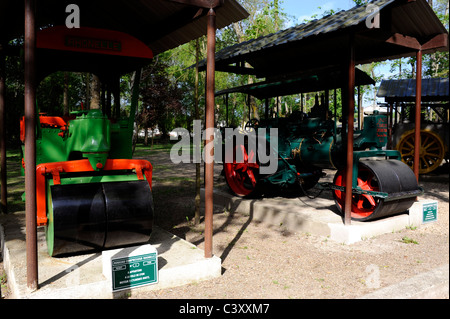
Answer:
[20,115,74,142]
[20,117,25,142]
[38,116,68,128]
[36,159,153,226]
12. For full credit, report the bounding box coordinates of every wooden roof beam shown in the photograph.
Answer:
[422,33,448,51]
[386,33,421,50]
[216,64,259,76]
[386,32,448,51]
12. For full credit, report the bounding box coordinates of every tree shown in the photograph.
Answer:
[90,74,101,110]
[424,0,449,78]
[231,0,290,120]
[139,57,184,143]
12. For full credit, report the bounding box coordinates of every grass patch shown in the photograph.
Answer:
[401,236,419,245]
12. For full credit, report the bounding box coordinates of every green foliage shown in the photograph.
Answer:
[352,0,370,6]
[37,72,85,114]
[4,46,25,146]
[401,236,419,245]
[244,0,288,40]
[3,0,447,144]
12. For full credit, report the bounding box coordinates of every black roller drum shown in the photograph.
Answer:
[103,181,153,249]
[360,159,420,220]
[333,159,422,221]
[48,180,153,257]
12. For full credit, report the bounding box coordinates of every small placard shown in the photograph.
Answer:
[103,245,158,292]
[422,201,438,223]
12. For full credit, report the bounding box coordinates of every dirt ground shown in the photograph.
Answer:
[1,145,449,299]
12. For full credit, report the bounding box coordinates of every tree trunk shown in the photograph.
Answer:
[130,70,139,155]
[151,127,155,149]
[144,126,149,146]
[90,74,101,110]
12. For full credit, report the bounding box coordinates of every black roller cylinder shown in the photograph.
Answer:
[103,181,153,249]
[49,180,153,257]
[359,159,420,220]
[332,159,422,222]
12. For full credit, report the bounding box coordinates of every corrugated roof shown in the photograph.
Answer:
[200,0,448,79]
[377,78,449,101]
[214,0,396,62]
[216,67,375,99]
[0,0,249,55]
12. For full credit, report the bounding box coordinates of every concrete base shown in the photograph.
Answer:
[0,212,221,299]
[204,188,436,244]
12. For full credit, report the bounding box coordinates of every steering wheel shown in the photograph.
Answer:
[245,118,259,132]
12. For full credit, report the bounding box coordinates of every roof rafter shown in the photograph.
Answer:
[386,33,421,50]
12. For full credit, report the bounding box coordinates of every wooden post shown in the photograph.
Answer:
[414,50,422,181]
[24,0,38,290]
[344,34,355,226]
[204,8,216,258]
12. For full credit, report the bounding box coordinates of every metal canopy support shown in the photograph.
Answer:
[344,34,355,226]
[414,50,422,181]
[204,8,216,259]
[0,50,6,214]
[24,0,38,290]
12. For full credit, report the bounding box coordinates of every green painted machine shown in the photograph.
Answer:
[20,26,154,257]
[221,74,423,222]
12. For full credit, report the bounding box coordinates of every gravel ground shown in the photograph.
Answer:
[133,147,449,299]
[1,145,448,299]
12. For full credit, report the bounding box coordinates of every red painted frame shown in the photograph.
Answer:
[35,159,153,226]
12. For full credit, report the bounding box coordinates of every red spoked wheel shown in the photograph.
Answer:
[333,160,421,222]
[224,144,260,197]
[333,165,381,221]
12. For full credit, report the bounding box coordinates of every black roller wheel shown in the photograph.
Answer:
[333,159,420,221]
[46,180,153,256]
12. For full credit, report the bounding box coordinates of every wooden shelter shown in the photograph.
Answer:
[0,0,248,290]
[199,0,448,225]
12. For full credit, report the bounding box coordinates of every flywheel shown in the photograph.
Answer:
[224,143,260,197]
[396,129,445,174]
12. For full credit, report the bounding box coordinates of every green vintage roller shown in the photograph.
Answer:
[20,26,155,256]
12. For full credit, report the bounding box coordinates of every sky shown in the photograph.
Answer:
[282,0,358,25]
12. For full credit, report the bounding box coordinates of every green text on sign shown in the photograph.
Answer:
[111,253,158,291]
[422,202,438,223]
